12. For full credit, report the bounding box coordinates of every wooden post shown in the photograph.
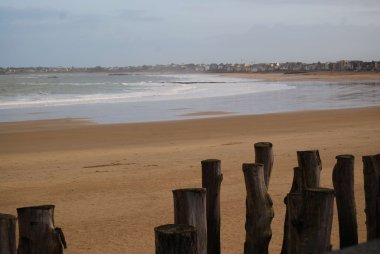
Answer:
[155,224,197,254]
[201,159,223,254]
[297,150,322,189]
[332,155,358,248]
[288,188,334,254]
[242,163,274,254]
[173,188,207,254]
[254,142,274,187]
[362,154,380,240]
[280,167,302,254]
[0,214,16,254]
[17,205,67,254]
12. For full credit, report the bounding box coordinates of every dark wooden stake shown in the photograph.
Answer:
[280,167,302,254]
[0,214,16,254]
[201,159,223,254]
[155,224,197,254]
[362,154,380,240]
[173,188,207,254]
[17,205,67,254]
[332,154,358,248]
[242,163,274,254]
[254,142,274,188]
[288,188,334,254]
[297,150,322,189]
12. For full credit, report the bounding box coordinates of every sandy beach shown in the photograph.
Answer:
[1,105,379,253]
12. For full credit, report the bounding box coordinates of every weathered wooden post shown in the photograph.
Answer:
[297,150,322,189]
[254,142,274,187]
[173,188,207,254]
[280,167,302,254]
[288,188,334,254]
[362,154,380,240]
[17,205,67,254]
[201,159,223,254]
[0,214,16,254]
[242,163,274,254]
[155,224,198,254]
[333,155,358,248]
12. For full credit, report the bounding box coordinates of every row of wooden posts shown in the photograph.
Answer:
[0,143,379,254]
[154,143,380,254]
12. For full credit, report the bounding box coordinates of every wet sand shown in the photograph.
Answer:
[1,106,379,253]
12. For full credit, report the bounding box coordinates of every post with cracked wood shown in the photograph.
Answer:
[280,167,302,254]
[173,188,207,254]
[154,224,197,254]
[242,163,274,254]
[17,205,67,254]
[0,213,16,254]
[288,188,334,254]
[201,159,223,254]
[254,142,274,187]
[362,153,380,240]
[332,154,358,248]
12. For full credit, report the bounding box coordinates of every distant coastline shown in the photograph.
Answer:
[1,60,380,75]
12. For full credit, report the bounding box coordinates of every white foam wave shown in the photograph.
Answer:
[0,75,295,109]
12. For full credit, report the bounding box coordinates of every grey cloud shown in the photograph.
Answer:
[0,6,68,24]
[117,9,162,22]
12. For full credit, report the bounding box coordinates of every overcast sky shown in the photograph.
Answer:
[1,0,380,67]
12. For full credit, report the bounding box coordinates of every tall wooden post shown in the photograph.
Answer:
[17,205,67,254]
[288,188,334,254]
[280,167,302,254]
[155,224,197,254]
[0,214,16,254]
[332,155,358,248]
[362,154,380,240]
[297,150,322,189]
[242,163,274,254]
[201,159,223,254]
[173,188,207,254]
[254,142,274,187]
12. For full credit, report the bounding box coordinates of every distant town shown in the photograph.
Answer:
[1,60,380,75]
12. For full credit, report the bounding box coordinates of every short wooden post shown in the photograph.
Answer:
[332,155,358,248]
[17,205,67,254]
[362,154,380,240]
[288,188,334,254]
[0,214,16,254]
[173,188,207,254]
[242,163,274,254]
[280,167,302,254]
[201,159,223,254]
[155,224,197,254]
[297,150,322,189]
[254,142,274,187]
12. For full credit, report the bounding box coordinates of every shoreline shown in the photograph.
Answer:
[222,71,380,81]
[1,102,379,254]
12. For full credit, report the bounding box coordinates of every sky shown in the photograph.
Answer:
[1,0,380,67]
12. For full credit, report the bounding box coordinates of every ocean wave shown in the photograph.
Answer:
[0,74,295,109]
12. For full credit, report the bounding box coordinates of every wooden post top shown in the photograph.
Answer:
[172,188,206,194]
[155,224,196,235]
[201,159,221,164]
[242,163,264,173]
[17,204,55,211]
[336,154,354,160]
[254,142,273,148]
[0,213,17,220]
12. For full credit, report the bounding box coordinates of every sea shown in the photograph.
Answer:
[0,73,379,124]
